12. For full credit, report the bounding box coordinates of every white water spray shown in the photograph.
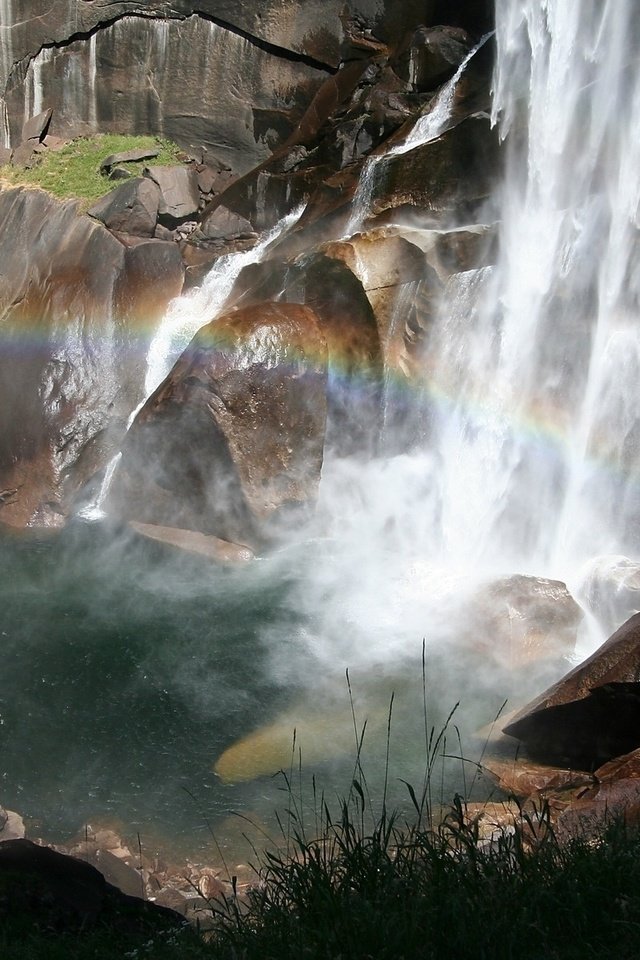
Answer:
[284,0,640,698]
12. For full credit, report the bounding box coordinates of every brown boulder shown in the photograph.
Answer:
[87,178,161,237]
[111,302,328,545]
[482,757,594,800]
[504,682,640,770]
[505,612,640,720]
[467,574,582,671]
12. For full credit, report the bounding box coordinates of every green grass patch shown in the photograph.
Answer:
[0,134,183,208]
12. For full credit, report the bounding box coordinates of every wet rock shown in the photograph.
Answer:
[578,555,640,636]
[482,757,594,800]
[21,108,52,143]
[504,681,640,770]
[99,147,160,175]
[116,238,184,322]
[0,807,26,841]
[112,302,328,546]
[505,612,640,720]
[596,746,640,782]
[231,252,382,455]
[0,187,183,529]
[197,205,256,243]
[87,177,161,237]
[129,520,255,565]
[466,574,582,671]
[143,165,200,222]
[0,146,12,165]
[556,778,640,839]
[392,25,472,91]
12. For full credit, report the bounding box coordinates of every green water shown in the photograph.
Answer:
[0,521,530,866]
[0,522,306,859]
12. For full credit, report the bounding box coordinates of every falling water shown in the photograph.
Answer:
[344,33,492,237]
[295,0,640,697]
[79,205,305,521]
[433,0,640,578]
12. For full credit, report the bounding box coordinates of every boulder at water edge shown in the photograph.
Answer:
[112,302,328,547]
[503,613,640,767]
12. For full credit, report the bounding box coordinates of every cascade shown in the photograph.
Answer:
[344,32,492,237]
[296,0,640,683]
[79,205,305,521]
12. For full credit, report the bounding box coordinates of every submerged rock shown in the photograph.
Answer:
[129,520,254,565]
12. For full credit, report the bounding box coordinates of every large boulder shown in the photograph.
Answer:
[466,574,582,671]
[111,302,328,546]
[503,614,640,768]
[87,178,161,236]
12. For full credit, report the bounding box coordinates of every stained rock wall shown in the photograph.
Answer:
[0,187,183,527]
[0,0,442,167]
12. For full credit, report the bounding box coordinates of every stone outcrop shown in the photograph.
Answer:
[0,187,183,527]
[87,177,161,237]
[110,302,328,546]
[501,614,640,768]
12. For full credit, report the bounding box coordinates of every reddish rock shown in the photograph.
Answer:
[556,779,640,839]
[112,302,328,546]
[503,682,640,770]
[482,757,594,800]
[506,612,640,719]
[129,520,255,565]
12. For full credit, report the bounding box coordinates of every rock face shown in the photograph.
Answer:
[111,302,328,546]
[0,1,454,170]
[0,187,183,527]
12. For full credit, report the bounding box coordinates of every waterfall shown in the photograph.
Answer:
[446,0,640,576]
[79,205,305,521]
[291,0,640,680]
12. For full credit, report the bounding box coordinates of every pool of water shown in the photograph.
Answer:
[0,520,557,866]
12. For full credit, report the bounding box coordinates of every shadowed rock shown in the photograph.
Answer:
[0,839,184,935]
[504,682,640,770]
[21,108,52,143]
[87,178,161,237]
[392,25,472,91]
[112,302,328,546]
[143,166,200,222]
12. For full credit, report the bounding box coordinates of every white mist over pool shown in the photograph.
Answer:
[280,0,640,703]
